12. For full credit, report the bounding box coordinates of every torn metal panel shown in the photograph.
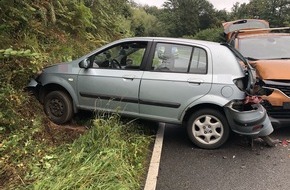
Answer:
[250,60,290,80]
[262,90,290,106]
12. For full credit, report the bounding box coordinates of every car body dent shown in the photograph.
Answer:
[248,51,290,108]
[252,60,290,80]
[262,89,289,107]
[261,79,290,107]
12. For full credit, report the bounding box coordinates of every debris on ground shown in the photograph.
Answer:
[261,136,279,147]
[281,139,289,147]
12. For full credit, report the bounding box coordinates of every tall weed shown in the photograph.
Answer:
[25,116,153,190]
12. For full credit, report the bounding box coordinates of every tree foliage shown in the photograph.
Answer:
[157,0,221,37]
[130,8,164,36]
[230,0,290,27]
[192,27,225,42]
[0,0,133,132]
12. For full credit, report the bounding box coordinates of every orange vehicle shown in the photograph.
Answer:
[223,19,290,128]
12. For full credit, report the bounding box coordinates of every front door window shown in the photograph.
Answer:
[92,42,147,70]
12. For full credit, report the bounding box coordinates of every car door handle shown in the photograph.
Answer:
[187,79,203,85]
[123,75,135,80]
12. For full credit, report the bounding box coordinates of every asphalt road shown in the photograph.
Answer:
[156,124,290,190]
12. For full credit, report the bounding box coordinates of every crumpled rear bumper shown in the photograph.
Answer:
[224,101,273,137]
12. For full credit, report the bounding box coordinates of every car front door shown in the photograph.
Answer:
[77,41,149,115]
[139,42,212,123]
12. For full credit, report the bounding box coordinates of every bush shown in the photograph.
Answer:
[0,48,44,132]
[184,27,226,43]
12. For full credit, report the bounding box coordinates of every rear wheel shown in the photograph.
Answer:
[187,109,230,149]
[44,91,73,124]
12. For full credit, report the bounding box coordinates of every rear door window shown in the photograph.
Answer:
[151,43,207,74]
[190,47,207,74]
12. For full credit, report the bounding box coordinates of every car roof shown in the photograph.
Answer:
[113,37,222,48]
[78,37,226,61]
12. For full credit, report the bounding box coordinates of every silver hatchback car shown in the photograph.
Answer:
[28,37,273,149]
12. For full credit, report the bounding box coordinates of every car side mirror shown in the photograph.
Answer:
[79,58,90,69]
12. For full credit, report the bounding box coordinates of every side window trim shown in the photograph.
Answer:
[144,41,158,71]
[187,47,195,73]
[140,40,154,71]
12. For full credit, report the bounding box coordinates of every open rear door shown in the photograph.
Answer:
[223,19,269,41]
[223,19,269,34]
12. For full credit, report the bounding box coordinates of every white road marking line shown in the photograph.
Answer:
[144,123,165,190]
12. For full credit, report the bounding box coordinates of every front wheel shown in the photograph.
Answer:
[44,91,73,124]
[187,109,230,149]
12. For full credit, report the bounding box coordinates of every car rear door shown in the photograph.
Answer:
[139,41,212,123]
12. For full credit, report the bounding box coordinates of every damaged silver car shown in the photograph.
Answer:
[27,37,273,149]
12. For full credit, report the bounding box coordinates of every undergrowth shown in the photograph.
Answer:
[0,2,153,189]
[0,115,154,189]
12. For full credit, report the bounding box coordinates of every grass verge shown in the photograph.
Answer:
[0,113,154,189]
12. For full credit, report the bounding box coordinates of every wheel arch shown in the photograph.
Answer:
[39,83,78,113]
[182,103,225,126]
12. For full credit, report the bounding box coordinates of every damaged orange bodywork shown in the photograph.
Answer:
[250,60,290,107]
[262,90,289,107]
[252,60,290,80]
[223,19,290,123]
[237,61,290,107]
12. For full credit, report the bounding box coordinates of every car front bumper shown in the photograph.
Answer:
[26,78,41,98]
[224,101,273,137]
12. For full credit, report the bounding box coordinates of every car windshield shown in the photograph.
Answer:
[238,35,290,60]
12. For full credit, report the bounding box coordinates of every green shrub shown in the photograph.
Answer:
[185,27,226,43]
[0,48,44,132]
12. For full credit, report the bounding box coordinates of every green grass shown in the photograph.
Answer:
[0,114,154,190]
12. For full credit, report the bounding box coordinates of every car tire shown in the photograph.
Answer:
[187,109,230,149]
[44,91,73,124]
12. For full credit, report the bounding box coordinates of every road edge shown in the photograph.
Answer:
[144,123,165,190]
